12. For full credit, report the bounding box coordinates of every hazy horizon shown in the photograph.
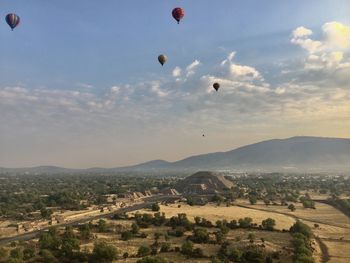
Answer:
[1,1,349,168]
[1,135,350,169]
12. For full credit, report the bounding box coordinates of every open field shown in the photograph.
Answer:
[233,200,350,263]
[131,203,297,231]
[80,218,293,263]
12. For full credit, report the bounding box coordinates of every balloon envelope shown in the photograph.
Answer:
[213,83,220,91]
[5,13,20,30]
[158,55,167,66]
[172,7,185,24]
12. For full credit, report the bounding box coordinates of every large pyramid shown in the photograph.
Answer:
[175,171,234,194]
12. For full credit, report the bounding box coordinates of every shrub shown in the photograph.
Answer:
[238,217,253,228]
[262,218,276,231]
[91,241,117,263]
[181,241,194,256]
[136,256,168,263]
[152,203,160,212]
[160,243,171,253]
[290,221,312,238]
[190,228,210,243]
[131,223,140,234]
[288,204,296,212]
[138,245,151,257]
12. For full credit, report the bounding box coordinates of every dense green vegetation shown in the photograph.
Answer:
[327,196,350,217]
[0,174,178,220]
[290,221,314,263]
[1,172,349,220]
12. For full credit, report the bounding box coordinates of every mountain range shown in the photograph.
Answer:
[1,136,349,174]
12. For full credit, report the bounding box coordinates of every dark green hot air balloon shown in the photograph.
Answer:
[213,82,220,91]
[158,54,167,66]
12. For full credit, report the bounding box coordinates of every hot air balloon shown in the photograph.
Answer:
[158,54,167,66]
[213,82,220,91]
[172,7,185,24]
[5,13,20,31]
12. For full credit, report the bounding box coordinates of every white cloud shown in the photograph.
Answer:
[151,82,168,98]
[323,22,350,50]
[110,86,120,94]
[292,26,313,38]
[221,51,236,66]
[292,21,350,71]
[186,60,201,77]
[172,66,182,78]
[229,64,262,79]
[219,51,263,81]
[77,83,94,89]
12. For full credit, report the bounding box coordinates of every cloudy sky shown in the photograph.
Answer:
[1,1,350,168]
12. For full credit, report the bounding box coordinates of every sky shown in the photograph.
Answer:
[0,0,350,168]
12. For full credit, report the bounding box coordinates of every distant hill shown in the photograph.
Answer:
[121,136,350,173]
[1,136,349,174]
[175,171,234,194]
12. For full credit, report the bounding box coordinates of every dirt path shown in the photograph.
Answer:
[315,236,330,263]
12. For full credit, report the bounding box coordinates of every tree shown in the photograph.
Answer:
[152,203,160,212]
[181,241,194,256]
[131,223,140,234]
[262,218,276,231]
[186,197,194,206]
[138,245,151,257]
[302,199,315,209]
[211,257,224,263]
[40,249,58,263]
[288,204,296,212]
[23,246,35,260]
[263,199,271,206]
[98,219,108,233]
[290,221,312,238]
[190,228,210,243]
[194,216,201,225]
[215,231,225,244]
[40,207,52,219]
[248,233,255,243]
[91,241,117,263]
[192,247,204,258]
[10,247,23,261]
[63,226,75,239]
[154,232,162,241]
[238,217,253,228]
[160,243,171,252]
[228,247,242,262]
[61,237,80,257]
[121,231,133,241]
[79,223,92,240]
[0,248,7,261]
[249,195,257,205]
[228,219,238,229]
[39,231,61,250]
[136,256,168,263]
[241,249,265,263]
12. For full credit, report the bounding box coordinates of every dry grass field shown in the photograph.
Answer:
[234,200,350,263]
[131,203,296,231]
[79,217,293,263]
